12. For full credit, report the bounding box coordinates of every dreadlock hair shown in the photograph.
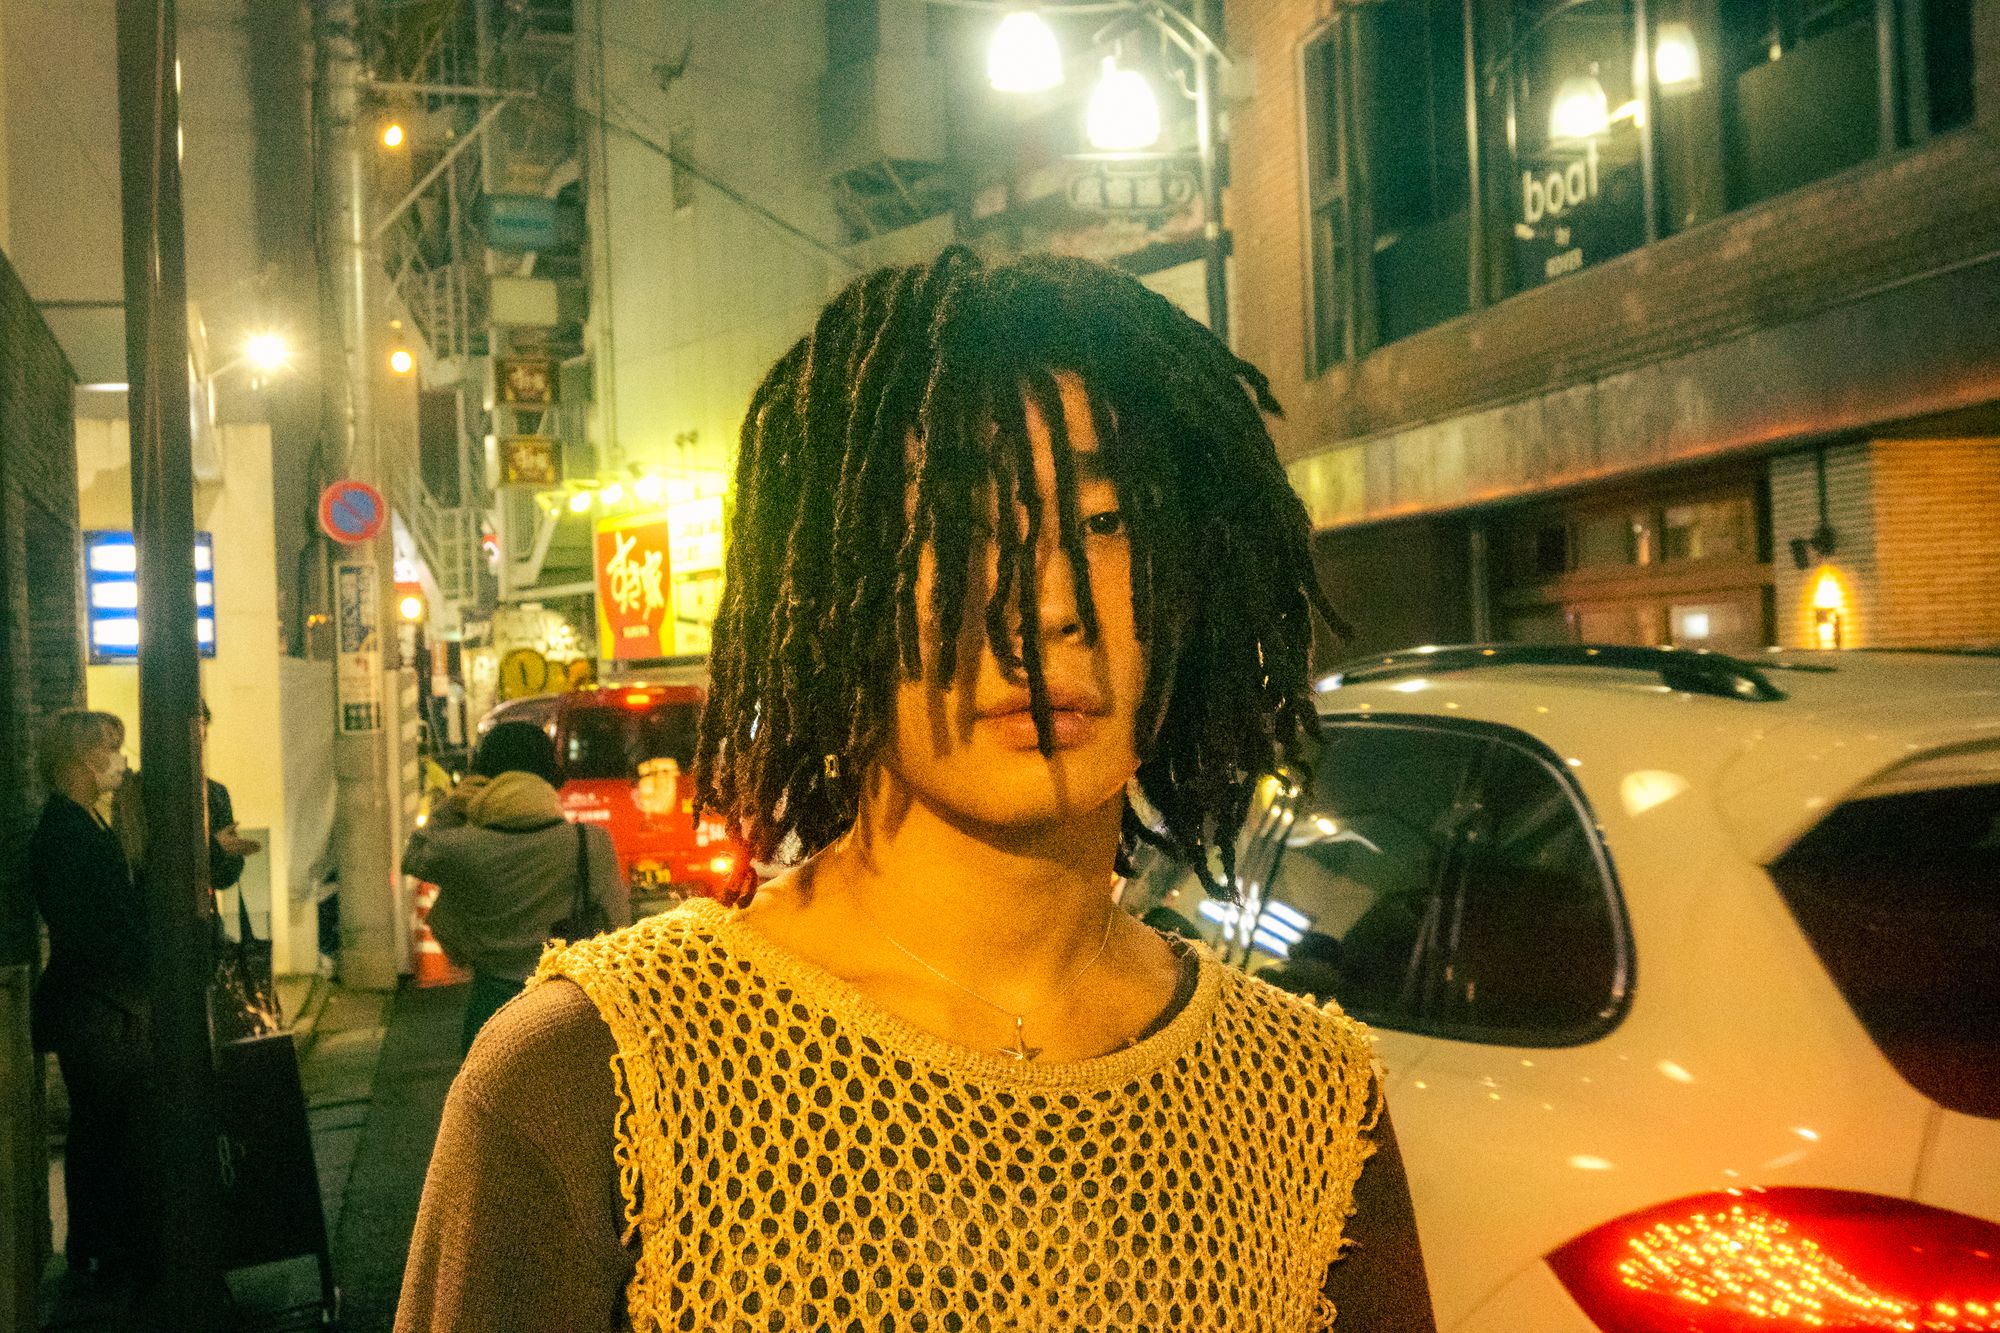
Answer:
[693,246,1344,904]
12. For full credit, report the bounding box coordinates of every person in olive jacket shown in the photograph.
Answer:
[27,709,150,1283]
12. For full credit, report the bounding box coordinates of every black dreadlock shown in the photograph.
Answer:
[693,247,1345,903]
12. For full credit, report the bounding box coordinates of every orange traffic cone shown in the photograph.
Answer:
[411,880,469,988]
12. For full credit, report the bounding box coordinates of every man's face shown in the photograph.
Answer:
[876,372,1147,835]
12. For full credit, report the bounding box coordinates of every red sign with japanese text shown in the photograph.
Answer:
[594,512,673,661]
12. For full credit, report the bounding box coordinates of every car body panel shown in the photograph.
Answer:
[1304,652,2000,1329]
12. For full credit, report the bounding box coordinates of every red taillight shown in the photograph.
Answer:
[623,690,652,707]
[1549,1189,2000,1332]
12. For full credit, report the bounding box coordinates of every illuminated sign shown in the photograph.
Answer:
[595,498,727,661]
[85,530,216,664]
[595,511,674,662]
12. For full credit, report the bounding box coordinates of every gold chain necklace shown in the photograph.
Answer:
[863,901,1118,1061]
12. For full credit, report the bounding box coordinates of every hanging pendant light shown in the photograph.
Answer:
[988,11,1063,94]
[1086,57,1161,152]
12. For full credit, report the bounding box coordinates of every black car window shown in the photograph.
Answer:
[1770,782,2000,1118]
[1260,719,1626,1046]
[562,703,700,780]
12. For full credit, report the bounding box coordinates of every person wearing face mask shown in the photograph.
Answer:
[27,708,152,1284]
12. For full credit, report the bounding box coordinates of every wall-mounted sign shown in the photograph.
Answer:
[479,194,562,251]
[84,530,216,665]
[335,561,382,732]
[1067,164,1198,215]
[499,436,561,486]
[594,512,673,662]
[488,275,560,328]
[665,495,725,657]
[319,480,387,544]
[496,356,556,406]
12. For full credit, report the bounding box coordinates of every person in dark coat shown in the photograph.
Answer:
[27,709,151,1282]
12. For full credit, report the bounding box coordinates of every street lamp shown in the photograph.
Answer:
[988,11,1064,93]
[1085,58,1161,151]
[978,2,1232,342]
[243,331,291,375]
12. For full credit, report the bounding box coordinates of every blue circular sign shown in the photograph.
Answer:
[320,481,386,544]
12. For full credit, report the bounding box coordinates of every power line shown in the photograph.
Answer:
[576,101,862,271]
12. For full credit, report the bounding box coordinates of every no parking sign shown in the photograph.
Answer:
[319,480,386,544]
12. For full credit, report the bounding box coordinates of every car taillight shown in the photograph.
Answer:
[623,690,653,707]
[1548,1188,2000,1332]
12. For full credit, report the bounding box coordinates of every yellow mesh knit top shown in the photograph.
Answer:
[535,897,1380,1332]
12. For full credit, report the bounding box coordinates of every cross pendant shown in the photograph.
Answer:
[1003,1015,1042,1062]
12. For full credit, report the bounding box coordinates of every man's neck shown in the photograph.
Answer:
[808,768,1125,995]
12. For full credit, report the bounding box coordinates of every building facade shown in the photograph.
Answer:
[1230,0,2000,656]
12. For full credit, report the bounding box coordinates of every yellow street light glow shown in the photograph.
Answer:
[988,11,1063,94]
[244,331,290,374]
[1086,58,1161,151]
[599,481,624,507]
[382,122,406,149]
[388,348,415,375]
[633,474,664,504]
[398,593,425,622]
[568,490,594,514]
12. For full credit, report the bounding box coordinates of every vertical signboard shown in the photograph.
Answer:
[336,561,382,732]
[594,511,674,661]
[665,496,724,657]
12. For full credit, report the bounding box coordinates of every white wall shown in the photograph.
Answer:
[75,416,313,973]
[580,1,849,483]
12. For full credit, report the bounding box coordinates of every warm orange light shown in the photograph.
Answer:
[708,854,737,877]
[381,122,406,149]
[388,348,415,375]
[623,691,652,706]
[1813,569,1845,610]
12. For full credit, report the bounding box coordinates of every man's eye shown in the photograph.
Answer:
[1082,510,1127,538]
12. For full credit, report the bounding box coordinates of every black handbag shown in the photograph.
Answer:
[549,823,611,942]
[210,890,282,1046]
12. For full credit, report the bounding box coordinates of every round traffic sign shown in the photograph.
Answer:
[320,481,386,544]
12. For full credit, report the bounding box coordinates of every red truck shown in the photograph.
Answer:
[477,683,740,910]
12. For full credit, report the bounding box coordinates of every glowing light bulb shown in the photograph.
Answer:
[381,122,406,149]
[568,490,593,513]
[1549,74,1610,140]
[1086,58,1160,152]
[987,12,1063,94]
[388,348,415,375]
[244,331,290,374]
[1654,23,1702,89]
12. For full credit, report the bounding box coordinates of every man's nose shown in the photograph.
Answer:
[1031,519,1085,642]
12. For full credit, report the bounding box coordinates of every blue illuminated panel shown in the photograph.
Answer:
[85,530,216,664]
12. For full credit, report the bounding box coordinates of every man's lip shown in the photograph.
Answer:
[976,687,1107,718]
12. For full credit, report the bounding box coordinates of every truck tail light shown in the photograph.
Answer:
[1547,1188,2000,1332]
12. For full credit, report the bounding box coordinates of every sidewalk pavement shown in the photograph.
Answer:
[37,976,467,1332]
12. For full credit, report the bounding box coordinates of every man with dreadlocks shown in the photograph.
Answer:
[398,249,1435,1331]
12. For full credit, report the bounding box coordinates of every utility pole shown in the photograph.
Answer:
[111,0,227,1325]
[1192,0,1229,345]
[317,0,402,989]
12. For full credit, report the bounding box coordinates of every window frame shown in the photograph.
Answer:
[1298,0,1974,371]
[1270,713,1637,1047]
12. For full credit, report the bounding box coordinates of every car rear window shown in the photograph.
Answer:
[1770,783,2000,1118]
[563,703,700,781]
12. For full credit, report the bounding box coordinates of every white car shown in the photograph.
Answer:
[1131,645,2000,1333]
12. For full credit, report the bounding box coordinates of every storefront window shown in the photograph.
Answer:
[1483,0,1649,298]
[1649,0,1976,232]
[1355,0,1473,343]
[1302,0,1973,363]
